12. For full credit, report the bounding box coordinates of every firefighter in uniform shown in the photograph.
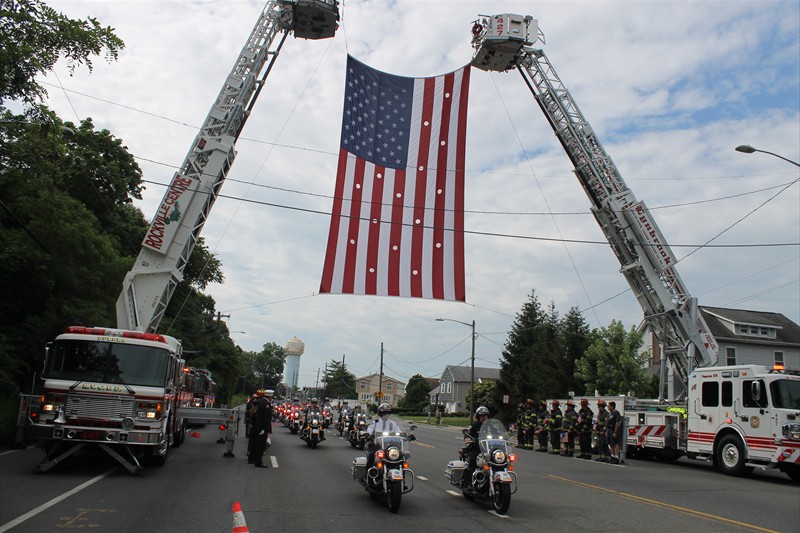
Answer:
[523,399,537,450]
[593,399,609,462]
[249,389,273,467]
[515,403,526,449]
[547,399,563,454]
[576,398,594,459]
[536,400,549,452]
[561,400,578,456]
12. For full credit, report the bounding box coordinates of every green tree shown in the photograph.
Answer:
[322,360,356,399]
[558,305,593,396]
[499,290,565,405]
[574,320,649,396]
[465,380,500,414]
[240,343,286,391]
[0,0,124,108]
[399,374,430,410]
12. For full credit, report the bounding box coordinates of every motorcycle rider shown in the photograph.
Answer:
[339,400,351,420]
[547,399,563,454]
[365,403,403,476]
[303,397,325,441]
[461,406,491,486]
[349,403,364,433]
[576,398,594,459]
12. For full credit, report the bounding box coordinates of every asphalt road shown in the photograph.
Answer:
[1,410,798,532]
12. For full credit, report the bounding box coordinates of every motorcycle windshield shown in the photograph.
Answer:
[479,418,511,454]
[375,435,408,453]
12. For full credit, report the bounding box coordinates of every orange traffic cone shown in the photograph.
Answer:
[232,502,249,533]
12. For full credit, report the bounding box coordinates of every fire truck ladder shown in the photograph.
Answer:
[115,1,339,333]
[470,15,718,400]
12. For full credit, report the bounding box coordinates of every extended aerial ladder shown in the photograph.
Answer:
[470,14,718,400]
[116,0,339,333]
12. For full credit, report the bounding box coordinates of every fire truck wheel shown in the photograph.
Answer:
[716,434,751,477]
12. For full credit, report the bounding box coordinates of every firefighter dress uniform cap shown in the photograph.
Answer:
[264,389,274,397]
[255,389,266,397]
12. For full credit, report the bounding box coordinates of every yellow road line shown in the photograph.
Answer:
[547,475,779,533]
[413,441,434,448]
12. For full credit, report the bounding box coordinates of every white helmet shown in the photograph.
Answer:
[378,403,391,416]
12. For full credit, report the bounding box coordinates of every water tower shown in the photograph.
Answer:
[283,336,304,393]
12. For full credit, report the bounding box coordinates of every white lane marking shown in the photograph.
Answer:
[446,490,462,497]
[488,511,509,518]
[270,456,279,468]
[0,467,116,533]
[417,476,428,481]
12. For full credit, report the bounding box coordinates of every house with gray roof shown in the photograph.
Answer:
[641,306,799,375]
[428,365,500,414]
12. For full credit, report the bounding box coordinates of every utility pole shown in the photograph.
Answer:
[378,342,384,405]
[215,311,230,331]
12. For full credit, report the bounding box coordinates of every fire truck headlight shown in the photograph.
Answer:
[122,417,135,430]
[782,423,800,441]
[137,401,162,420]
[40,393,66,421]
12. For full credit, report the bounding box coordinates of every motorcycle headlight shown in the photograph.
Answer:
[387,446,402,461]
[312,419,319,426]
[492,449,507,463]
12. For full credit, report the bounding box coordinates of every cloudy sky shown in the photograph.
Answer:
[46,1,799,389]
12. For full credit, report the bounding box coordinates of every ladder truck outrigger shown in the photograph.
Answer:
[20,1,339,474]
[469,14,800,482]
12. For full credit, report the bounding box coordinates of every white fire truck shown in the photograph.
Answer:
[29,327,188,473]
[470,14,800,481]
[21,0,339,474]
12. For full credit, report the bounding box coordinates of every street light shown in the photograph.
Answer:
[735,145,800,167]
[435,317,476,425]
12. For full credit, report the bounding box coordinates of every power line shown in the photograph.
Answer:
[136,177,798,249]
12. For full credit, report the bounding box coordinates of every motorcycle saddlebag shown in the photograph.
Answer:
[445,460,468,483]
[352,456,367,480]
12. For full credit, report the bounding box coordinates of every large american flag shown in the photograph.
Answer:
[320,56,471,301]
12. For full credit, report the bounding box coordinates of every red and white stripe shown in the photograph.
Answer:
[320,65,470,301]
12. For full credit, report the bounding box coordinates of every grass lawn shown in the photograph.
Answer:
[403,415,470,427]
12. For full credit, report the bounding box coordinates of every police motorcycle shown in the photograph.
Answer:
[348,411,370,450]
[322,405,333,428]
[339,408,353,437]
[288,406,303,434]
[352,419,417,513]
[445,418,517,515]
[300,404,325,448]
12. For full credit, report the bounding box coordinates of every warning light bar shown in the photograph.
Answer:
[65,326,167,344]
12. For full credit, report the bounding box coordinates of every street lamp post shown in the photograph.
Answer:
[435,318,476,425]
[735,145,800,167]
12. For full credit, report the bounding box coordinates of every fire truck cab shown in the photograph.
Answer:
[685,365,800,478]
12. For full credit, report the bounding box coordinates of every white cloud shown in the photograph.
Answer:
[46,1,799,388]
